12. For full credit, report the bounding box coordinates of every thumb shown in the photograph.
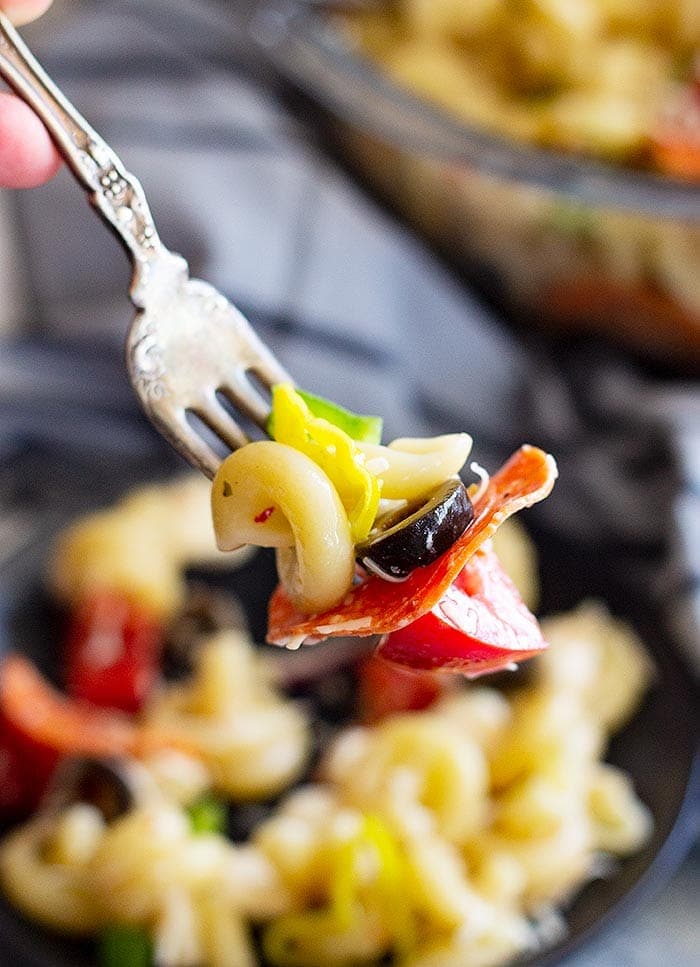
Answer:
[1,1,53,27]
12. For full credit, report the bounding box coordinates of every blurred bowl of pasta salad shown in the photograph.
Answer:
[249,0,700,367]
[0,431,697,967]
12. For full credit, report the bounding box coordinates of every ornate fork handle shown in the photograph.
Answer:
[0,12,292,479]
[0,12,163,294]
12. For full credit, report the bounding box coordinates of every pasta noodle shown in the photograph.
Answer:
[587,764,653,855]
[143,630,310,800]
[358,433,472,501]
[212,440,356,614]
[0,807,106,934]
[0,450,656,967]
[196,892,257,967]
[538,601,656,731]
[324,714,489,843]
[0,598,654,967]
[49,475,247,616]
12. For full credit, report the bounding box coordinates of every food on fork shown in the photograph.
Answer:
[212,384,557,675]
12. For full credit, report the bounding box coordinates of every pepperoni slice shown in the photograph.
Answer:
[650,80,700,182]
[0,654,197,761]
[267,445,557,646]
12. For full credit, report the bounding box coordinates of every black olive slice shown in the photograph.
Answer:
[44,757,144,822]
[356,478,474,581]
[163,585,247,679]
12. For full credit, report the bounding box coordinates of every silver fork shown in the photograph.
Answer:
[0,13,291,479]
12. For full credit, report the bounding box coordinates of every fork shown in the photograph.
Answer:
[0,12,291,479]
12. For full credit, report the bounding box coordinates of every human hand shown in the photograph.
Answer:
[0,1,61,187]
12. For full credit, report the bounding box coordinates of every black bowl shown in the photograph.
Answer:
[0,436,697,967]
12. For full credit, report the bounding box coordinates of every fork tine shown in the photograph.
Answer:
[229,312,291,392]
[192,393,250,453]
[177,429,222,480]
[219,372,272,430]
[156,407,224,480]
[247,355,291,392]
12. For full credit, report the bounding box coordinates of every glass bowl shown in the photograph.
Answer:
[253,1,700,368]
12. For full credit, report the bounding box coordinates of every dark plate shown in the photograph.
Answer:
[0,438,698,967]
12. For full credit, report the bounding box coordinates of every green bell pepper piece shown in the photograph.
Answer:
[268,386,382,444]
[98,925,152,967]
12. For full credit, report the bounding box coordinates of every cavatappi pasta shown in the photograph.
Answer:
[211,440,357,615]
[142,631,311,801]
[0,602,653,967]
[49,475,250,617]
[0,456,653,967]
[342,0,699,168]
[212,384,474,615]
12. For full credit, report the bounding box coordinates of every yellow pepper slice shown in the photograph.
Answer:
[360,815,416,960]
[270,384,380,543]
[262,814,415,967]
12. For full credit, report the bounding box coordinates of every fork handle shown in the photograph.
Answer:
[0,12,162,269]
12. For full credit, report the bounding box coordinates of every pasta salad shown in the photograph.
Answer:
[316,2,700,364]
[0,406,654,966]
[212,384,557,674]
[342,0,700,178]
[0,476,653,966]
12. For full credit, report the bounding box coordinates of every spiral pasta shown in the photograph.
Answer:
[358,433,472,502]
[0,598,653,967]
[49,475,247,616]
[211,406,474,615]
[0,806,106,935]
[537,601,656,732]
[323,714,489,843]
[143,630,310,800]
[212,441,356,614]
